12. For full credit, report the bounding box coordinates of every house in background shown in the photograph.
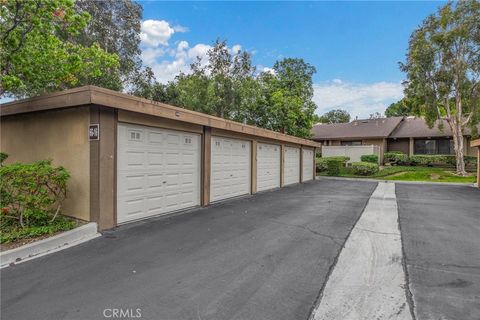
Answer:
[312,116,478,162]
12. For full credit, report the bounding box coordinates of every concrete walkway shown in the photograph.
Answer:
[312,182,412,320]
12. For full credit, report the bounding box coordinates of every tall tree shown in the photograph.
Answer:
[401,0,480,175]
[73,0,143,90]
[0,0,119,97]
[264,58,318,137]
[318,109,351,123]
[385,98,416,117]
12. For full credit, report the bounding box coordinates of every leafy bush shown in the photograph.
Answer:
[384,152,409,165]
[324,158,343,176]
[0,160,70,229]
[316,158,328,172]
[360,154,378,164]
[325,156,350,165]
[0,152,8,166]
[409,155,477,167]
[0,217,76,243]
[351,162,379,176]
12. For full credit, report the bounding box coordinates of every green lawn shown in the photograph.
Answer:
[318,165,477,183]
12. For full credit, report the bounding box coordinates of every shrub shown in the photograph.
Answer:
[325,156,350,165]
[0,152,8,166]
[0,160,70,228]
[384,152,409,165]
[360,154,378,164]
[409,155,477,167]
[351,162,379,176]
[316,158,328,172]
[324,158,343,176]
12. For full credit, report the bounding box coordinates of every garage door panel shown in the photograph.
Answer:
[117,124,201,223]
[210,136,251,202]
[257,143,281,192]
[284,146,300,186]
[302,149,314,182]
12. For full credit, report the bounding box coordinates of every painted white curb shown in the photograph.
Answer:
[0,222,100,268]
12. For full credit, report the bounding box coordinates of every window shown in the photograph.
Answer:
[414,139,454,155]
[341,141,362,146]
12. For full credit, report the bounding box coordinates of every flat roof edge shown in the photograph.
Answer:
[1,86,320,147]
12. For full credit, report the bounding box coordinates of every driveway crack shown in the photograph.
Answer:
[356,227,400,236]
[268,219,344,247]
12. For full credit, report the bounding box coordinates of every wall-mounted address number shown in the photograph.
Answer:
[89,124,100,140]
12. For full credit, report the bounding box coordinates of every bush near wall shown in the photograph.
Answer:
[360,154,378,164]
[324,158,344,176]
[316,156,350,173]
[351,162,379,175]
[385,153,477,167]
[0,157,77,243]
[384,152,409,165]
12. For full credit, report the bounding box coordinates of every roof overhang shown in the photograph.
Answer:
[0,86,320,147]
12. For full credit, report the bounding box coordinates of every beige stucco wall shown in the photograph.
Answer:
[362,139,386,163]
[1,107,90,221]
[466,137,477,157]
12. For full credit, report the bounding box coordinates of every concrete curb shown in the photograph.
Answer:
[0,223,100,268]
[317,176,476,187]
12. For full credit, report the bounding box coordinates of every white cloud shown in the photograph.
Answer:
[172,24,189,33]
[143,40,215,83]
[261,67,276,75]
[231,44,242,54]
[140,20,175,47]
[313,80,404,119]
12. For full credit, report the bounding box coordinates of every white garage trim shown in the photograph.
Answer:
[117,123,201,223]
[283,146,300,186]
[210,136,251,202]
[302,148,314,182]
[257,143,281,192]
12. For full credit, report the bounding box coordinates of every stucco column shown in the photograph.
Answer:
[409,138,414,156]
[251,140,257,194]
[477,148,479,188]
[201,127,212,206]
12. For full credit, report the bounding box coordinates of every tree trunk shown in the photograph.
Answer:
[449,117,467,176]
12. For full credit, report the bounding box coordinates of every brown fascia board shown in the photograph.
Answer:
[0,86,320,148]
[313,136,387,141]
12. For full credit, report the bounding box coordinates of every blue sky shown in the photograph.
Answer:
[138,1,445,119]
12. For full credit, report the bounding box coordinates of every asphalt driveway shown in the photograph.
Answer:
[1,179,377,320]
[396,184,480,320]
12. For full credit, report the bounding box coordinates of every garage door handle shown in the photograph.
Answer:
[230,174,233,177]
[163,181,167,184]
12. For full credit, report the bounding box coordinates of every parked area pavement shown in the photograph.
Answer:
[396,184,480,320]
[1,180,377,320]
[312,182,412,320]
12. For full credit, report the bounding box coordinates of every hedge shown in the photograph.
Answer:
[360,154,378,164]
[384,152,409,165]
[0,159,70,228]
[351,162,379,176]
[324,158,344,175]
[385,153,477,167]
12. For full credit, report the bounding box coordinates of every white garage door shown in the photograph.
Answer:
[283,146,300,186]
[211,136,251,202]
[256,143,280,192]
[302,148,314,182]
[117,123,201,223]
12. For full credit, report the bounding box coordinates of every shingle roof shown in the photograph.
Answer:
[389,117,474,138]
[312,117,403,140]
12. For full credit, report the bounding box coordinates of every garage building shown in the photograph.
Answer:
[1,86,320,230]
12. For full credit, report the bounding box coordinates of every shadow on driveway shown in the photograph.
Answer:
[2,179,376,320]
